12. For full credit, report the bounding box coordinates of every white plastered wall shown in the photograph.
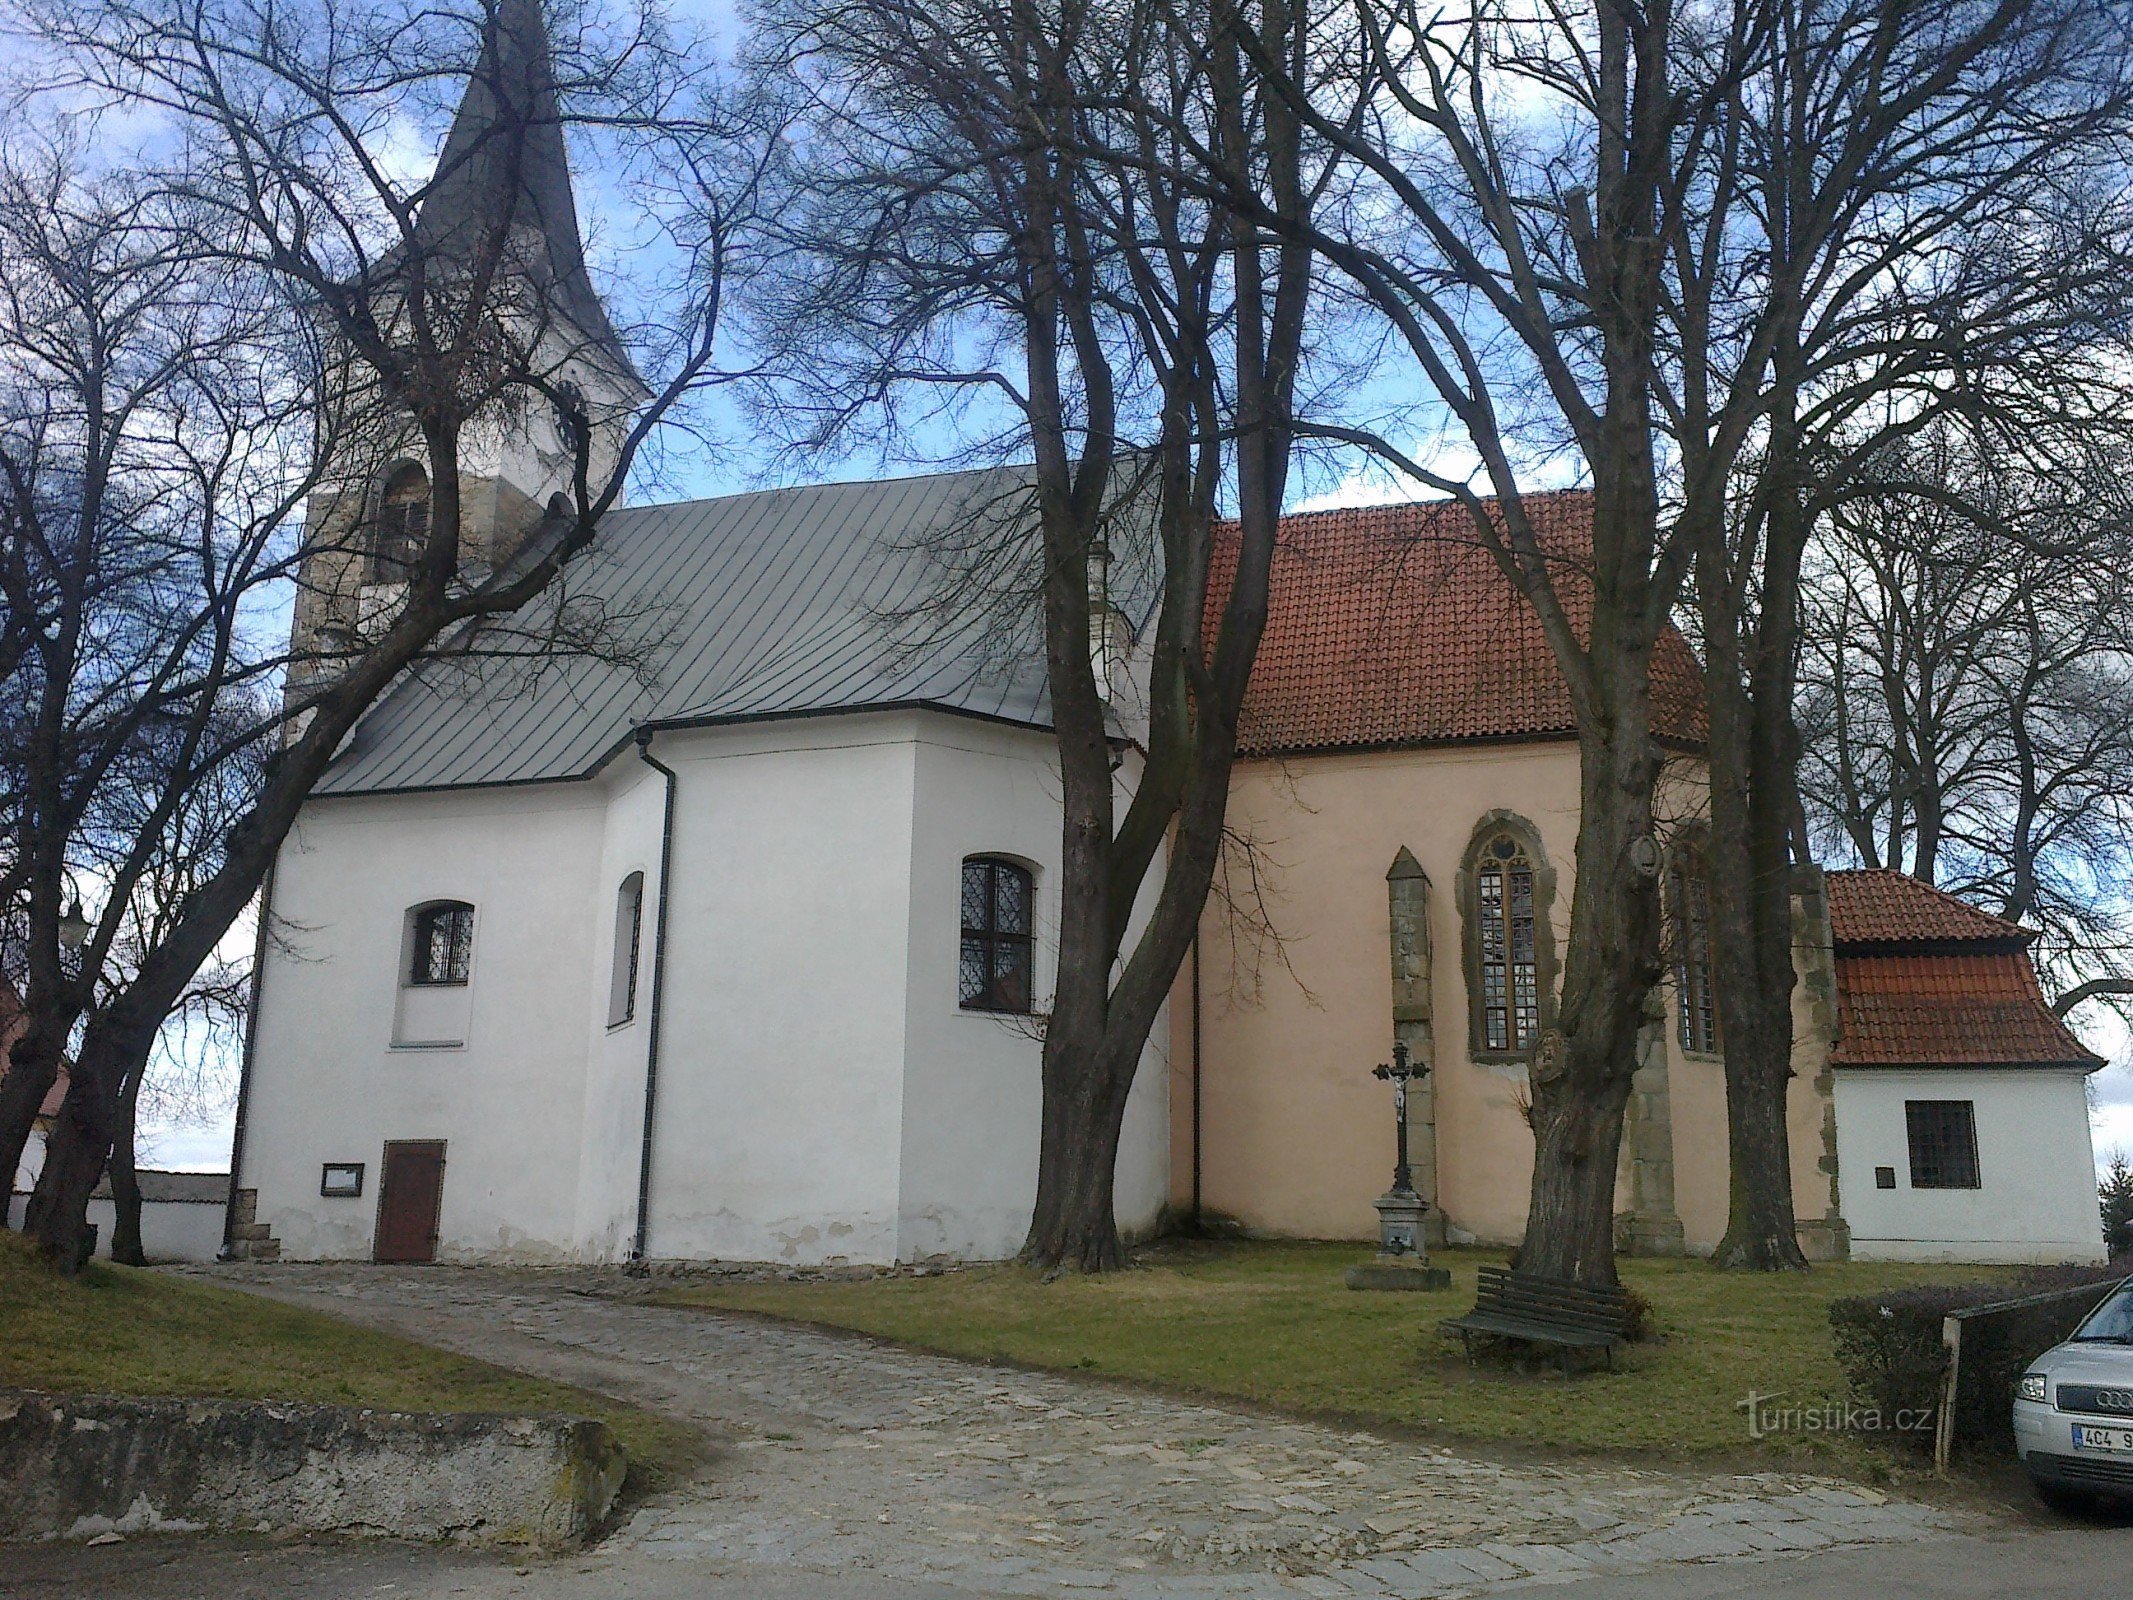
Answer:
[896,723,1169,1261]
[633,716,919,1264]
[245,785,606,1262]
[1834,1066,2106,1263]
[243,707,1171,1268]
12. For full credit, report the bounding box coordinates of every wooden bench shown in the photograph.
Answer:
[1441,1265,1630,1373]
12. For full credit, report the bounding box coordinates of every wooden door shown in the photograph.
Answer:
[373,1141,446,1264]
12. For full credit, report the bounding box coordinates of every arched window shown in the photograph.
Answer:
[407,900,475,987]
[372,462,431,578]
[960,857,1033,1013]
[1672,852,1719,1054]
[552,380,589,457]
[608,872,645,1027]
[1460,814,1556,1059]
[1476,836,1539,1052]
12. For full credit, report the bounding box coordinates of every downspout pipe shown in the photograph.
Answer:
[629,729,677,1269]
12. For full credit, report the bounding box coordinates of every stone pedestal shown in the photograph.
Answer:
[1345,1188,1451,1291]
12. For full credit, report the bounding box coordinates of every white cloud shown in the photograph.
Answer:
[133,1118,235,1174]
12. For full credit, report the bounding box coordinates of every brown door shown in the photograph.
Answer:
[373,1141,446,1264]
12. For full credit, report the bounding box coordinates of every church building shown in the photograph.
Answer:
[224,0,2108,1270]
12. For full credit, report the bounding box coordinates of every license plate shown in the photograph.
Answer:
[2072,1424,2133,1454]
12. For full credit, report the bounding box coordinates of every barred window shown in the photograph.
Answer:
[1477,836,1539,1052]
[1906,1101,1981,1189]
[372,463,430,578]
[1674,858,1719,1054]
[959,857,1033,1014]
[408,901,474,987]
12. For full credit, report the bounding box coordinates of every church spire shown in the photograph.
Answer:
[415,0,634,379]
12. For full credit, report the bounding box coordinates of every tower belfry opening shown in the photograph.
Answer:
[288,0,646,687]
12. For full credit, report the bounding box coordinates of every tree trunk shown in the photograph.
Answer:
[1517,700,1666,1288]
[1706,672,1810,1272]
[1699,335,1810,1271]
[0,1023,65,1218]
[1025,1026,1142,1272]
[25,1013,146,1273]
[108,1061,146,1267]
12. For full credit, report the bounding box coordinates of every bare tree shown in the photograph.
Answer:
[1217,0,2131,1279]
[754,0,1343,1268]
[2,0,769,1270]
[1225,0,1718,1286]
[1660,0,2133,1270]
[1799,416,2133,1019]
[0,138,314,1243]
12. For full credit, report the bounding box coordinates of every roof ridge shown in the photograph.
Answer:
[616,461,1038,523]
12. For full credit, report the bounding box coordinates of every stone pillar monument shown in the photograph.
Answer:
[1347,849,1451,1291]
[1619,1005,1686,1256]
[1384,848,1445,1246]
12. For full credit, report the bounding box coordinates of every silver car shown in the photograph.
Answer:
[2015,1278,2133,1508]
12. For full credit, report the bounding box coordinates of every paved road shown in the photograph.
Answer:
[5,1521,2131,1600]
[0,1263,2125,1600]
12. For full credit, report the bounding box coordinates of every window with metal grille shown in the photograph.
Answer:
[959,857,1033,1013]
[407,901,474,987]
[1674,859,1719,1054]
[1906,1100,1981,1189]
[372,463,430,577]
[608,872,644,1026]
[1477,836,1538,1052]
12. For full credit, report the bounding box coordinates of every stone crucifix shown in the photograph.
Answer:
[1347,1038,1451,1290]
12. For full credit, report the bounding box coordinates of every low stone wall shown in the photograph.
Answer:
[0,1389,624,1549]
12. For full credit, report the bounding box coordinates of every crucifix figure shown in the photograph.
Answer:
[1373,1040,1423,1197]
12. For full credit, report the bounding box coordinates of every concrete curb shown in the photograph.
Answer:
[0,1388,625,1549]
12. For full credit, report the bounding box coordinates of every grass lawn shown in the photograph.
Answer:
[0,1236,702,1492]
[658,1240,2014,1470]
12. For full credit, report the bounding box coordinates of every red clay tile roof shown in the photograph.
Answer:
[1831,950,2104,1069]
[1825,868,2031,947]
[1822,871,2101,1069]
[1213,491,1706,757]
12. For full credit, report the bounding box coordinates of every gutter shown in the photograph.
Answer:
[218,861,276,1260]
[628,730,678,1268]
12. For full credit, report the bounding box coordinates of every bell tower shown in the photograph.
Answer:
[289,0,647,688]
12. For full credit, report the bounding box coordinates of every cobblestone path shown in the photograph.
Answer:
[197,1264,1966,1599]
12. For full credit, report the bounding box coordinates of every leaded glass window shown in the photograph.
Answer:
[1477,836,1538,1052]
[960,857,1033,1013]
[408,901,474,987]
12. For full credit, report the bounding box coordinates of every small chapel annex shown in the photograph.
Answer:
[222,0,2109,1270]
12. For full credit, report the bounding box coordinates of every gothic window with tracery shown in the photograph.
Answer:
[1476,835,1539,1052]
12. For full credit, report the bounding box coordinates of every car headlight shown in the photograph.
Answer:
[2018,1373,2048,1403]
